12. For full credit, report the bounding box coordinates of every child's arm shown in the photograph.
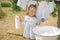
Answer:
[41,21,48,25]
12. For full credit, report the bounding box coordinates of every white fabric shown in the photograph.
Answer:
[23,15,37,39]
[15,15,20,29]
[17,0,37,10]
[28,0,37,7]
[36,1,54,22]
[36,1,49,22]
[17,0,28,10]
[17,0,21,7]
[49,1,54,14]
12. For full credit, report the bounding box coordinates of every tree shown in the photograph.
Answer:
[56,1,60,28]
[10,0,21,12]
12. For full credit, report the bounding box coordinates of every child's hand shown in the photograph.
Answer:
[40,21,48,25]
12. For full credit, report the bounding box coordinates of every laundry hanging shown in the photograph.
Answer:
[28,0,37,7]
[36,1,50,22]
[17,0,28,10]
[17,0,37,10]
[15,15,20,29]
[49,1,54,14]
[17,0,21,7]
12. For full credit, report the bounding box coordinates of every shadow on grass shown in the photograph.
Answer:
[7,32,23,37]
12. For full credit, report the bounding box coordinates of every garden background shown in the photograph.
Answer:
[0,0,60,40]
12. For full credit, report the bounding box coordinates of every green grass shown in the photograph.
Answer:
[57,35,60,40]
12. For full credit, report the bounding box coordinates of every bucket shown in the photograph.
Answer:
[33,26,60,40]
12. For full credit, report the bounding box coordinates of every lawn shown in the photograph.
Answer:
[0,7,60,40]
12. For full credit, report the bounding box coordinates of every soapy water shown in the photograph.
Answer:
[33,26,60,36]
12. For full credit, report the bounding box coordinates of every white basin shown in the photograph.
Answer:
[33,26,60,40]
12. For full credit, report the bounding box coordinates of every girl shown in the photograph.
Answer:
[23,4,39,40]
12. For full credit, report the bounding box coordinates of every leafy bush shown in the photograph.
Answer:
[11,0,17,5]
[12,4,21,12]
[10,0,21,12]
[1,1,11,7]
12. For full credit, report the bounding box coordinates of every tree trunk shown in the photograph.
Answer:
[57,1,60,28]
[57,10,60,28]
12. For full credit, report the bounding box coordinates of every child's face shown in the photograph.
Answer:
[28,6,36,17]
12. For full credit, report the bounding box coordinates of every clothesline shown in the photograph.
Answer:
[17,0,55,22]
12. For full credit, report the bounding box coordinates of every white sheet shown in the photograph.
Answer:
[36,1,54,22]
[17,0,28,10]
[36,1,49,22]
[49,1,54,14]
[28,0,37,7]
[17,0,37,10]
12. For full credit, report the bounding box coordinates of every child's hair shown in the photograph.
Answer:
[28,4,37,10]
[27,4,37,17]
